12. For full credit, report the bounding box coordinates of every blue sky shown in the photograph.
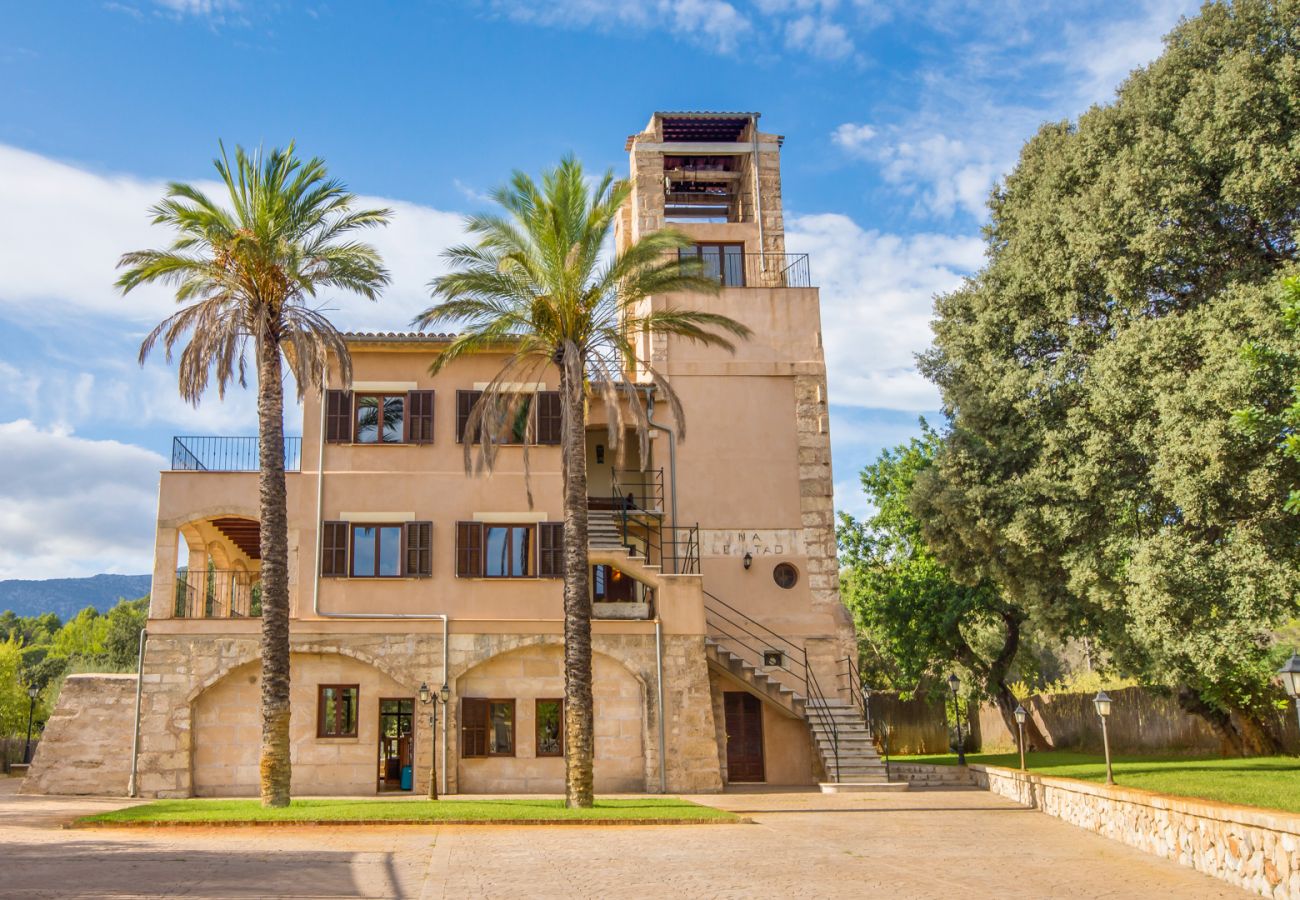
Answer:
[0,0,1199,579]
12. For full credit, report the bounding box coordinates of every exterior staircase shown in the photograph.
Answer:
[805,699,904,790]
[705,638,805,718]
[587,510,626,550]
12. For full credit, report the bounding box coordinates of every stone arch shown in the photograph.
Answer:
[186,640,413,704]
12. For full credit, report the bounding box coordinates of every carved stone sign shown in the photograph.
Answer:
[701,529,805,559]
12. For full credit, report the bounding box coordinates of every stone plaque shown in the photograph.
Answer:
[701,529,805,559]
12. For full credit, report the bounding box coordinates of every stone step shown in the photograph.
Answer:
[820,781,910,794]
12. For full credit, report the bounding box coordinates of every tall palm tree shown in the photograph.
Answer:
[118,143,391,807]
[416,156,750,807]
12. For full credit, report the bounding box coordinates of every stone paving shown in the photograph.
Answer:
[0,777,1246,899]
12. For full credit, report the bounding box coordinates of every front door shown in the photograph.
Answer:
[723,691,765,783]
[378,698,414,792]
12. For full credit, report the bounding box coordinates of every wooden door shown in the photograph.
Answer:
[723,691,765,783]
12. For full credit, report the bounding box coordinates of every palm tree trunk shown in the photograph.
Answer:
[559,349,595,808]
[256,337,292,808]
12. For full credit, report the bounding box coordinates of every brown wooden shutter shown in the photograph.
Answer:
[321,521,349,576]
[456,390,482,444]
[538,522,564,577]
[455,521,482,577]
[407,390,434,444]
[537,391,562,445]
[405,521,432,577]
[325,390,352,443]
[461,697,488,758]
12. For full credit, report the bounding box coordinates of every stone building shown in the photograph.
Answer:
[27,112,886,798]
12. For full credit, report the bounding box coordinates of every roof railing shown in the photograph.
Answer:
[171,436,302,472]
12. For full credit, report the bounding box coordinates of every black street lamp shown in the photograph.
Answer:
[1013,704,1027,771]
[1277,652,1300,740]
[947,673,966,765]
[23,685,39,764]
[418,681,450,800]
[1093,690,1114,785]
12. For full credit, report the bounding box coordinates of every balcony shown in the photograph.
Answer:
[171,436,302,472]
[674,251,812,289]
[174,568,262,618]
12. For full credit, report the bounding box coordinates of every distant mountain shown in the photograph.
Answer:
[0,574,152,620]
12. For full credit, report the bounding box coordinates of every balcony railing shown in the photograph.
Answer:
[674,252,812,289]
[171,436,302,472]
[174,568,262,618]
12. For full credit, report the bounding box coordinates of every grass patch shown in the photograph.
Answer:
[79,797,739,826]
[896,751,1300,814]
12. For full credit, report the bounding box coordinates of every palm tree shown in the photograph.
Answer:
[117,143,391,807]
[416,156,750,807]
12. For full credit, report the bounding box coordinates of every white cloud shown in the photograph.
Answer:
[789,212,982,410]
[152,0,239,14]
[831,122,876,154]
[785,14,854,60]
[491,0,753,52]
[0,420,165,579]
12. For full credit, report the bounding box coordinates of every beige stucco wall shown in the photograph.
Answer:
[708,670,817,787]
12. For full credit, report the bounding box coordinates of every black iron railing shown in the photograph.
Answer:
[173,568,262,618]
[171,436,302,472]
[846,654,889,779]
[611,468,664,513]
[703,590,808,694]
[672,251,812,289]
[805,654,841,783]
[611,480,698,575]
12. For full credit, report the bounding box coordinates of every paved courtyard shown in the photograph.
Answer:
[0,778,1245,899]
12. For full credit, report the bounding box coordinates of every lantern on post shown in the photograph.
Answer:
[1093,690,1114,785]
[419,682,451,800]
[1013,704,1028,771]
[947,674,965,766]
[1277,652,1300,739]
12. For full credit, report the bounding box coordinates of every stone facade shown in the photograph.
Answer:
[22,674,137,796]
[971,764,1300,899]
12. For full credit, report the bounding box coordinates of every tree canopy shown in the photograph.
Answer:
[912,0,1300,751]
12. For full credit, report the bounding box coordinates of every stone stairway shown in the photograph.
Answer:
[588,510,626,550]
[805,698,900,789]
[587,510,664,584]
[704,638,805,718]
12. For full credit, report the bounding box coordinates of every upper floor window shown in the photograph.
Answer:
[325,390,434,444]
[457,390,562,445]
[456,521,563,578]
[320,520,433,578]
[680,243,745,287]
[485,524,533,578]
[352,524,402,577]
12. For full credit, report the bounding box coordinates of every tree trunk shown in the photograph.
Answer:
[984,611,1052,751]
[559,348,595,808]
[256,338,292,808]
[1177,686,1247,756]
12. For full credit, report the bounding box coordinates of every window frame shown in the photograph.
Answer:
[353,392,408,445]
[350,522,405,578]
[535,698,564,758]
[680,242,746,287]
[317,684,360,738]
[460,697,517,758]
[481,523,536,579]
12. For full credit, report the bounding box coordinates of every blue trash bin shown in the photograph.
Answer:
[400,765,413,791]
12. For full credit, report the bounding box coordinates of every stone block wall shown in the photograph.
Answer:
[971,764,1300,899]
[22,674,138,796]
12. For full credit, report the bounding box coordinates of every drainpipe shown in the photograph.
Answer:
[751,113,765,254]
[654,617,667,793]
[644,391,678,573]
[127,627,147,797]
[310,372,452,795]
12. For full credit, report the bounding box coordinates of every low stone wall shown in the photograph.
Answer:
[21,674,138,796]
[888,762,976,787]
[970,764,1300,898]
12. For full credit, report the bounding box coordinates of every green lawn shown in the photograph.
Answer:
[79,797,740,826]
[897,751,1300,814]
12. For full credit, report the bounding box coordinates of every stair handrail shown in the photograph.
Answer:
[804,648,840,783]
[844,654,889,779]
[702,590,807,692]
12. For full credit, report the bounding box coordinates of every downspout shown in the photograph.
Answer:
[644,391,678,573]
[751,113,765,254]
[654,617,667,793]
[127,627,147,797]
[310,373,452,795]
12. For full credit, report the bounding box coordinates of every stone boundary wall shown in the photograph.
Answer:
[21,674,137,796]
[969,764,1300,899]
[888,762,977,787]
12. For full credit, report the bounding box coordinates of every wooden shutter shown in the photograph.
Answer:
[538,522,564,578]
[325,390,352,443]
[456,390,482,444]
[461,697,488,758]
[407,390,435,444]
[455,521,483,577]
[405,521,432,577]
[537,391,562,445]
[321,521,349,576]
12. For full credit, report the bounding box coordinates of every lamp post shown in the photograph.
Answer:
[1013,704,1027,771]
[1278,652,1300,739]
[947,673,965,765]
[23,685,38,764]
[419,682,450,800]
[1093,690,1114,785]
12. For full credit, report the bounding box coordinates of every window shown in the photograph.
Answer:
[352,524,402,577]
[773,562,799,590]
[318,684,359,737]
[536,699,563,757]
[680,243,745,287]
[456,389,562,445]
[460,698,515,757]
[456,521,561,578]
[321,521,432,578]
[356,394,405,444]
[592,564,635,602]
[484,525,533,578]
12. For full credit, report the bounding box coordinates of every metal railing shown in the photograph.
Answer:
[610,468,665,513]
[174,568,262,618]
[672,252,812,289]
[805,654,841,783]
[611,481,699,575]
[845,655,889,779]
[171,436,302,472]
[703,590,808,696]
